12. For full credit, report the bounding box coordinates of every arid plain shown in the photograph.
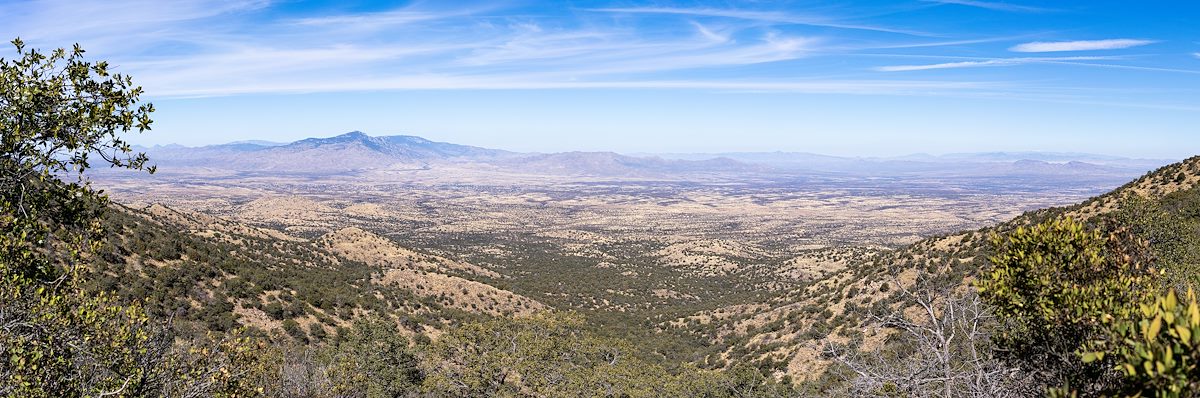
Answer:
[91,142,1162,315]
[78,132,1182,380]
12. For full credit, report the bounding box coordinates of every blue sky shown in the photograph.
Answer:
[2,0,1198,157]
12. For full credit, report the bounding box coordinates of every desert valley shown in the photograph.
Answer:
[6,1,1200,396]
[85,132,1181,380]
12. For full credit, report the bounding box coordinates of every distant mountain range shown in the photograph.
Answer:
[136,131,1173,178]
[138,131,765,176]
[140,131,513,173]
[653,150,1169,176]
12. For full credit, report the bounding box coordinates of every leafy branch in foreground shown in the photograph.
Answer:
[1,37,154,282]
[1087,289,1200,398]
[978,217,1155,395]
[0,38,269,398]
[0,36,162,397]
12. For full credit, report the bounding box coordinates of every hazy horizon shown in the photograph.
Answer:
[135,130,1182,161]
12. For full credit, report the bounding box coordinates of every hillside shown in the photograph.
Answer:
[88,154,1200,382]
[316,227,545,318]
[65,152,1200,397]
[88,203,543,341]
[81,129,1200,390]
[679,155,1200,381]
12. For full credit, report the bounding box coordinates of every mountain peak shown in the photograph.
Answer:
[334,131,369,140]
[384,135,431,144]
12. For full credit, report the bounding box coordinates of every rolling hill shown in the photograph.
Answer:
[675,155,1200,381]
[89,202,543,341]
[96,133,1200,389]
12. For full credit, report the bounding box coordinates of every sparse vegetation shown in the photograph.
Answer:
[978,217,1154,394]
[6,37,1200,397]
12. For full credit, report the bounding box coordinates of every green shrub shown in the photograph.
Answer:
[282,319,307,342]
[325,316,421,397]
[1087,289,1200,397]
[978,217,1154,393]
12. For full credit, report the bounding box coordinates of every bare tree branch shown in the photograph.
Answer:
[827,272,1031,398]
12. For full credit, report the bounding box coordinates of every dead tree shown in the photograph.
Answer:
[826,273,1032,398]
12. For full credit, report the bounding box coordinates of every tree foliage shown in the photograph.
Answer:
[977,217,1154,393]
[1104,192,1200,291]
[325,316,422,398]
[1083,289,1200,398]
[0,37,165,397]
[422,312,665,397]
[1,37,153,282]
[161,332,276,398]
[0,39,272,398]
[421,311,797,397]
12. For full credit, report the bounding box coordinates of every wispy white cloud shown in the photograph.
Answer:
[132,27,822,96]
[123,44,469,92]
[876,56,1115,71]
[288,4,499,31]
[2,0,1192,118]
[587,7,928,36]
[1010,39,1155,52]
[562,34,818,76]
[877,59,1016,71]
[690,21,731,44]
[0,0,267,50]
[292,10,444,26]
[139,76,1005,98]
[455,28,628,66]
[1038,61,1200,75]
[857,35,1035,50]
[1193,52,1200,59]
[5,1,984,100]
[876,56,1200,76]
[922,0,1050,13]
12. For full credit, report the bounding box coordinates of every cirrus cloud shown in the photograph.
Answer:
[1009,39,1155,52]
[875,56,1115,72]
[921,0,1050,13]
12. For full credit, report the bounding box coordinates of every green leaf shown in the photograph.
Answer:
[1149,314,1164,341]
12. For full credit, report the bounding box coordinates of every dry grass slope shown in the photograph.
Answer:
[317,227,545,317]
[686,156,1200,381]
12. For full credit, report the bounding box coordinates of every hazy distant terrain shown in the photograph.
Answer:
[134,131,1167,179]
[91,132,1172,315]
[79,131,1197,385]
[101,131,1174,256]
